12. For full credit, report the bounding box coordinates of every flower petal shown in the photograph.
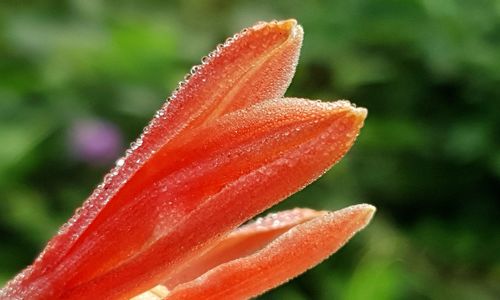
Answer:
[0,20,304,300]
[62,99,366,299]
[164,204,376,300]
[132,209,323,299]
[165,208,326,288]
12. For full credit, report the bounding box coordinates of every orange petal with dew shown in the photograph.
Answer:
[165,204,376,300]
[0,20,304,300]
[62,98,366,300]
[165,208,325,288]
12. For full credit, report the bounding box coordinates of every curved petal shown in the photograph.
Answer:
[0,20,304,300]
[62,98,367,299]
[165,208,326,288]
[164,204,376,300]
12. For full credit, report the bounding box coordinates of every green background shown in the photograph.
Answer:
[1,0,499,299]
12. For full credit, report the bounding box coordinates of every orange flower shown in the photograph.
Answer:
[0,20,374,300]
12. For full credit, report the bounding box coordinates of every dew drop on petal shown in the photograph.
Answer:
[115,158,125,167]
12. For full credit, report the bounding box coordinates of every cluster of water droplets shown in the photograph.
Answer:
[255,212,283,228]
[241,208,314,233]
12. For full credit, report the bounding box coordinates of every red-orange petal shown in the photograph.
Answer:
[165,208,326,288]
[62,99,366,299]
[0,20,303,300]
[164,204,376,300]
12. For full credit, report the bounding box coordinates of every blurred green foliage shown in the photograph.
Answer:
[1,0,499,299]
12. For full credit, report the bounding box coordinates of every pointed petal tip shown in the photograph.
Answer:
[252,19,303,41]
[332,100,368,121]
[277,19,303,39]
[328,100,368,131]
[352,106,368,121]
[279,18,298,27]
[338,203,376,230]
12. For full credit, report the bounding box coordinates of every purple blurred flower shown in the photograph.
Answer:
[68,119,123,166]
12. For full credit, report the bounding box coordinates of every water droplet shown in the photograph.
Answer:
[155,110,165,118]
[190,65,200,74]
[130,139,143,150]
[116,158,125,167]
